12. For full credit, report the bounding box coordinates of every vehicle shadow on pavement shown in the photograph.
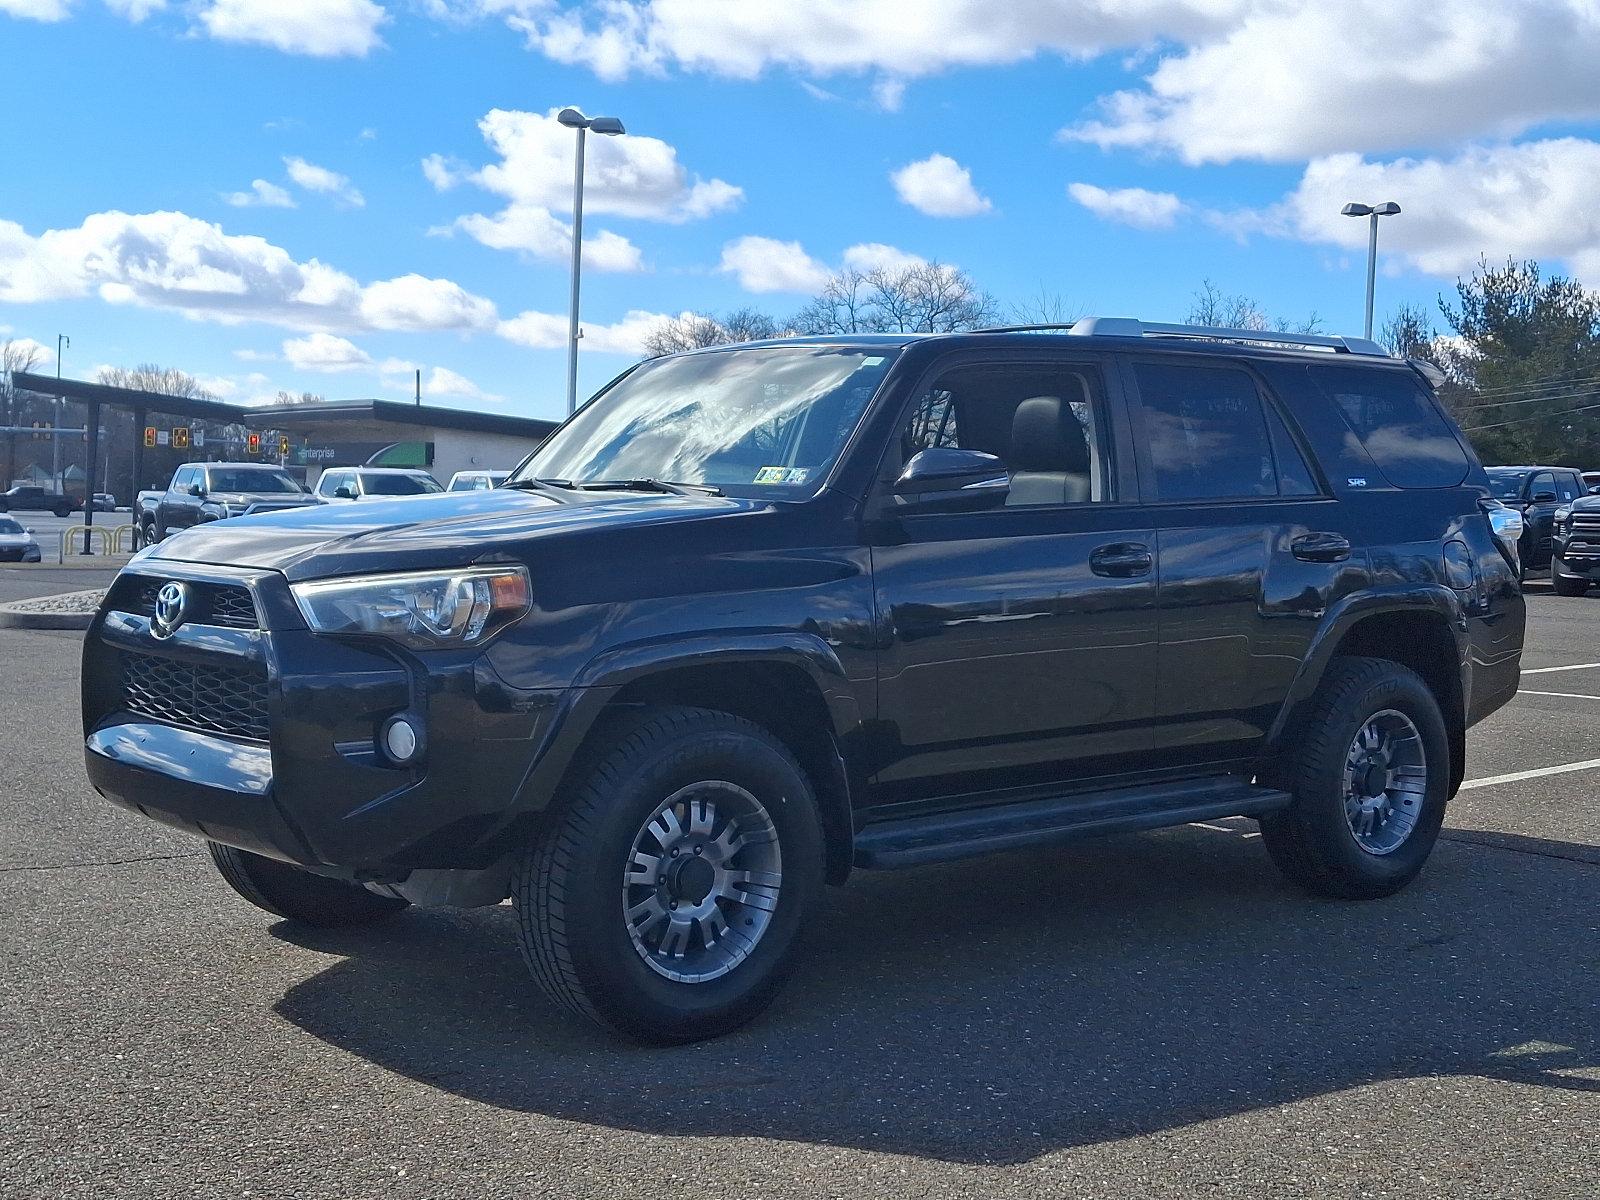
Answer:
[272,826,1600,1165]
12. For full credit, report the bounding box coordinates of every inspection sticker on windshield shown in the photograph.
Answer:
[754,466,809,485]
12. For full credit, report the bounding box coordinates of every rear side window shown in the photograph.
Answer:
[1306,364,1468,488]
[1133,362,1277,500]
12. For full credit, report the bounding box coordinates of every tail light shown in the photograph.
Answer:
[1480,498,1524,569]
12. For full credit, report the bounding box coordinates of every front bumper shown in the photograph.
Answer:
[1553,532,1600,581]
[82,563,561,873]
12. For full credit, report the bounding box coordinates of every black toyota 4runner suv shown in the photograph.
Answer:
[83,318,1526,1043]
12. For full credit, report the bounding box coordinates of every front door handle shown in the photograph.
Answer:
[1089,542,1153,578]
[1292,531,1352,563]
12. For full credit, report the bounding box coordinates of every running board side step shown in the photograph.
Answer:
[852,777,1291,869]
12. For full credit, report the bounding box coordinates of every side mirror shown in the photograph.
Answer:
[1589,485,1600,496]
[1531,490,1557,503]
[893,447,1009,512]
[334,485,356,499]
[188,483,206,497]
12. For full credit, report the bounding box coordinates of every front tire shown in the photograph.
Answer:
[514,705,825,1044]
[1260,656,1450,900]
[207,842,409,927]
[1552,564,1590,597]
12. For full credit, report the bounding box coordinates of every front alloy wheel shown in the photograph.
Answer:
[623,782,783,983]
[1342,710,1427,855]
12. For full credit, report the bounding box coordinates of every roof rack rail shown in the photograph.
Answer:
[973,317,1390,357]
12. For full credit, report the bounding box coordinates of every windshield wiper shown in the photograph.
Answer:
[503,477,579,499]
[576,478,724,497]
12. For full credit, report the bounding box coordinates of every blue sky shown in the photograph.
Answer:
[3,1,1599,421]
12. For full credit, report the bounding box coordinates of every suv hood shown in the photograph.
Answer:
[144,487,777,578]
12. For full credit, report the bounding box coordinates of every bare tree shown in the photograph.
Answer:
[1379,301,1437,360]
[1006,286,1083,326]
[2,339,46,486]
[273,390,324,406]
[1,338,43,377]
[1185,279,1321,334]
[643,307,781,357]
[793,262,997,335]
[97,363,219,400]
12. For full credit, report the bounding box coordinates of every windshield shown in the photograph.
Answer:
[361,473,442,495]
[1486,470,1529,499]
[0,518,21,535]
[516,346,900,494]
[450,473,506,491]
[208,468,301,493]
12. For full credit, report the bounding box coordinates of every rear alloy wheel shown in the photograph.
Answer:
[207,842,409,927]
[514,705,824,1044]
[1260,656,1450,900]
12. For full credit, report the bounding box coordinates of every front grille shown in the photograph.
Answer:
[112,577,258,629]
[121,650,270,741]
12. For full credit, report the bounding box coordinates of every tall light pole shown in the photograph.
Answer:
[52,333,69,489]
[557,107,626,417]
[1341,201,1401,340]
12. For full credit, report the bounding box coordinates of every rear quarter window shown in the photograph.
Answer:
[1306,364,1469,488]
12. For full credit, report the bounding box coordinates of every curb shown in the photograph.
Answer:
[0,589,104,631]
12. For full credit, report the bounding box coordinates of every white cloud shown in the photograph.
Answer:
[425,365,504,404]
[841,242,926,274]
[224,179,296,208]
[2,336,55,369]
[871,78,906,112]
[197,0,388,57]
[105,0,166,19]
[358,274,497,332]
[891,154,992,218]
[421,153,467,190]
[0,0,70,20]
[282,332,373,372]
[1068,1,1600,164]
[718,236,829,294]
[195,373,240,398]
[497,307,673,355]
[1068,182,1186,230]
[505,0,1245,82]
[433,107,740,269]
[465,107,741,222]
[0,210,499,336]
[1247,140,1600,280]
[285,156,365,207]
[444,204,644,272]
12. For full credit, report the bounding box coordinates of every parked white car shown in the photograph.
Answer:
[0,516,42,563]
[314,468,444,502]
[447,470,510,492]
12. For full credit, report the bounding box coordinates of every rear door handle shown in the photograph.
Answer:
[1089,542,1153,578]
[1292,532,1352,563]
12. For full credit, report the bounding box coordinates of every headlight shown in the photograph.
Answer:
[1553,505,1572,527]
[291,565,531,648]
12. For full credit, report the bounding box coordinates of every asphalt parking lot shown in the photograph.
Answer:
[2,581,1596,1199]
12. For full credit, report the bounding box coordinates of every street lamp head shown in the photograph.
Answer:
[556,107,589,129]
[1373,201,1402,216]
[588,115,626,136]
[1341,202,1373,217]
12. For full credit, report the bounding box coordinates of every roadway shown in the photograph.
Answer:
[1,582,1596,1198]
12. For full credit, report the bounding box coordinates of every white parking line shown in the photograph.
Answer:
[1522,661,1600,675]
[1519,689,1600,701]
[1459,757,1600,791]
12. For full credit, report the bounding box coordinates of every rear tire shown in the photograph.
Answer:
[207,842,409,927]
[1552,565,1590,597]
[513,705,825,1044]
[1259,656,1450,900]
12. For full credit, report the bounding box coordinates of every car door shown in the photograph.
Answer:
[164,466,200,531]
[867,351,1158,808]
[1126,355,1351,773]
[1523,470,1560,567]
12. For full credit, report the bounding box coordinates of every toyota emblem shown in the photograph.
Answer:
[152,580,189,637]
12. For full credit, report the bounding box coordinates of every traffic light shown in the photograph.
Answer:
[143,426,157,448]
[173,426,190,450]
[277,434,290,457]
[247,432,261,455]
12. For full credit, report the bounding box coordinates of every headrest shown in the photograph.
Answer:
[1010,396,1090,473]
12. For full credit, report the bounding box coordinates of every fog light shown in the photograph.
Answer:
[381,715,421,764]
